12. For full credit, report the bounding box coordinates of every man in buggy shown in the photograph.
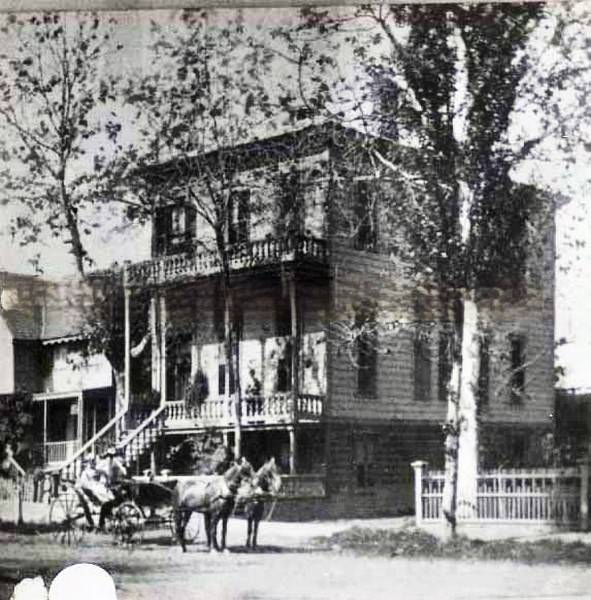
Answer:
[76,447,129,532]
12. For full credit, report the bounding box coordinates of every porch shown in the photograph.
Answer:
[162,393,324,430]
[33,388,115,466]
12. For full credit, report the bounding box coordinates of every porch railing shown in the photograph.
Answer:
[44,440,82,464]
[412,462,583,525]
[125,235,328,288]
[164,393,324,427]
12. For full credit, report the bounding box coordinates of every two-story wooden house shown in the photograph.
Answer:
[0,272,115,467]
[29,123,555,517]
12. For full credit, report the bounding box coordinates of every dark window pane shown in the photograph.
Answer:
[354,181,377,251]
[414,334,432,402]
[478,336,490,406]
[438,332,452,403]
[510,336,526,404]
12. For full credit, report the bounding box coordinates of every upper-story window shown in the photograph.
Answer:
[276,170,304,237]
[228,189,250,245]
[437,330,452,403]
[154,204,197,256]
[478,334,491,408]
[354,180,378,251]
[355,308,377,398]
[509,334,526,404]
[414,331,432,402]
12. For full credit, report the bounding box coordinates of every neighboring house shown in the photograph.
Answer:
[0,272,115,466]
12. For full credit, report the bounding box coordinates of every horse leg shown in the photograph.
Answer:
[246,514,253,548]
[204,513,212,550]
[220,514,229,552]
[210,512,220,552]
[253,502,264,549]
[176,509,188,553]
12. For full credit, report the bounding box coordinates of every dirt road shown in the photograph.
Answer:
[2,519,591,600]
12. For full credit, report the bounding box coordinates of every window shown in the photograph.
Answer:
[228,189,250,245]
[355,309,377,398]
[275,292,291,337]
[510,335,526,404]
[217,362,236,397]
[414,332,432,402]
[478,335,490,407]
[277,342,292,392]
[354,180,377,251]
[437,331,452,403]
[166,334,192,402]
[353,434,376,488]
[154,204,196,255]
[276,170,303,237]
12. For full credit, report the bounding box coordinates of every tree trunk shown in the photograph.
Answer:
[441,313,461,537]
[60,177,86,277]
[455,292,480,519]
[222,277,241,459]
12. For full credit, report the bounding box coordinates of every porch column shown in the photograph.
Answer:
[43,400,47,464]
[289,274,300,421]
[160,292,167,407]
[77,392,83,450]
[124,279,131,412]
[289,426,297,475]
[150,294,161,395]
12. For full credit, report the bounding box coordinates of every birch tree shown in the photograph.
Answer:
[273,3,590,533]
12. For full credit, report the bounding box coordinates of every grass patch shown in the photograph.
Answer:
[314,526,591,565]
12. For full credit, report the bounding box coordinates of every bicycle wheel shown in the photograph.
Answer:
[49,488,88,545]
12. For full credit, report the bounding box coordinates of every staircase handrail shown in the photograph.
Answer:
[44,407,127,474]
[117,404,168,450]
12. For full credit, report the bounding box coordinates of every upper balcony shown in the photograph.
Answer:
[125,235,328,289]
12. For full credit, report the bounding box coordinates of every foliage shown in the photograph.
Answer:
[0,393,34,460]
[0,12,124,275]
[316,525,591,564]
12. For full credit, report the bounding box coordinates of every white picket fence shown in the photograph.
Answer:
[412,461,585,526]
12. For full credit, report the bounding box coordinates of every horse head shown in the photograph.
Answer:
[253,457,282,496]
[223,457,254,494]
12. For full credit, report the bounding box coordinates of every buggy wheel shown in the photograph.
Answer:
[171,509,200,544]
[49,489,88,545]
[113,502,144,545]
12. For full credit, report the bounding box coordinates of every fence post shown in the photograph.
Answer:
[580,459,590,531]
[411,461,427,526]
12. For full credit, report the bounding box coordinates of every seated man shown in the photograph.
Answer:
[98,448,129,532]
[76,455,113,529]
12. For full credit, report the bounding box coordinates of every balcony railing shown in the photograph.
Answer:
[125,235,328,288]
[164,393,324,428]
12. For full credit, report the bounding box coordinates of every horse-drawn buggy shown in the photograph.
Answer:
[48,471,196,546]
[48,446,281,552]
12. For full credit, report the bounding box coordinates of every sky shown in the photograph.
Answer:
[0,6,590,388]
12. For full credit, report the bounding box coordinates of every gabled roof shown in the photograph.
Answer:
[0,272,94,343]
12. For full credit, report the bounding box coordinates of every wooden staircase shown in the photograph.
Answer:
[117,404,167,473]
[46,404,167,483]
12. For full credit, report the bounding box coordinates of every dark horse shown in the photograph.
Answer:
[238,458,282,549]
[174,457,254,552]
